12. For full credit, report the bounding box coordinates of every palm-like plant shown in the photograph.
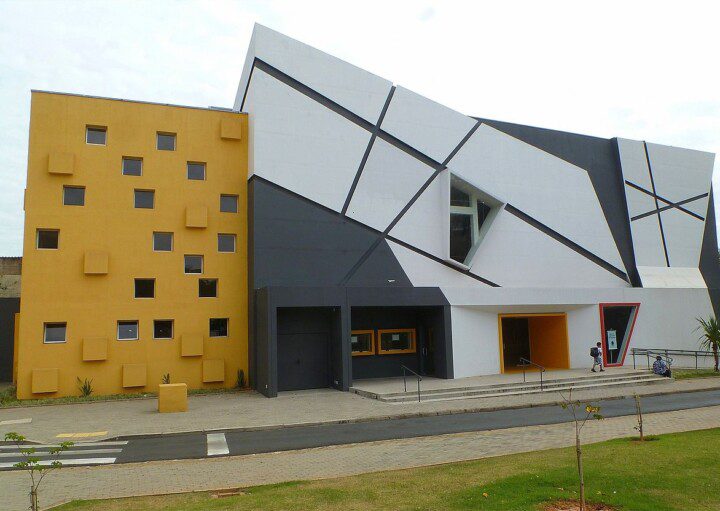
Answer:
[695,316,720,371]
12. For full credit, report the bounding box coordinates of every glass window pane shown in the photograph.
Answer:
[450,213,472,263]
[477,200,491,230]
[37,229,59,249]
[187,162,206,180]
[134,279,155,298]
[351,331,373,355]
[199,279,217,297]
[153,232,173,251]
[122,157,142,176]
[134,190,154,209]
[379,330,415,352]
[451,186,471,207]
[63,186,85,206]
[153,320,173,339]
[118,321,138,340]
[156,133,176,151]
[220,194,238,213]
[209,318,228,337]
[184,255,203,274]
[86,127,106,145]
[44,323,66,343]
[217,234,236,253]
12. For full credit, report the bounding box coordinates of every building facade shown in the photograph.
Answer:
[13,24,720,399]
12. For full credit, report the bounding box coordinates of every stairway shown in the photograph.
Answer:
[350,371,668,404]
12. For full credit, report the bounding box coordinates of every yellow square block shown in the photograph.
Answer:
[220,119,242,140]
[181,333,203,357]
[48,152,75,175]
[84,251,108,275]
[202,359,224,383]
[185,206,208,228]
[158,383,188,413]
[82,337,107,361]
[122,364,147,388]
[32,368,58,394]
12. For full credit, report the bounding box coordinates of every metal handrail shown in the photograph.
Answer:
[631,348,714,370]
[517,357,546,390]
[400,364,422,403]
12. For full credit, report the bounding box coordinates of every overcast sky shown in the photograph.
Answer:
[1,0,718,255]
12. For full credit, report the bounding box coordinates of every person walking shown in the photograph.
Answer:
[591,342,604,372]
[652,355,672,377]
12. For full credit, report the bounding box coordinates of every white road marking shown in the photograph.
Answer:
[206,433,229,456]
[0,441,128,450]
[0,448,122,458]
[0,418,32,426]
[0,457,116,469]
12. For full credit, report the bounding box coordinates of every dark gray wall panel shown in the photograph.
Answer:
[0,298,19,382]
[699,189,720,316]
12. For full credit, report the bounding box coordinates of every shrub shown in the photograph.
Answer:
[76,377,93,397]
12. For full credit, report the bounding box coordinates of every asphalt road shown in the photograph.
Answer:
[2,389,718,470]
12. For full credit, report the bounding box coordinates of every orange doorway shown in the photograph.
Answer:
[498,313,569,372]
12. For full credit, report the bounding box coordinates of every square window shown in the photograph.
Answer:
[187,162,206,181]
[199,278,218,298]
[217,234,236,253]
[63,186,85,206]
[351,330,375,356]
[117,320,139,340]
[122,157,142,176]
[43,322,67,344]
[86,126,107,145]
[153,232,173,252]
[153,320,173,340]
[156,132,176,151]
[220,194,238,213]
[209,318,228,338]
[36,229,59,249]
[134,189,155,209]
[134,278,155,298]
[184,255,203,274]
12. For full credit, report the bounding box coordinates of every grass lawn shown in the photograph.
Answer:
[674,368,720,380]
[53,428,720,511]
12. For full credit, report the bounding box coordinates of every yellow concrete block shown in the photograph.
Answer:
[202,359,224,383]
[220,118,242,140]
[181,333,203,357]
[185,206,208,228]
[158,383,188,413]
[82,337,107,361]
[84,251,108,275]
[48,151,74,175]
[32,368,58,394]
[122,364,147,388]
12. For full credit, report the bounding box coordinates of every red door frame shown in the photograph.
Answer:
[598,303,640,367]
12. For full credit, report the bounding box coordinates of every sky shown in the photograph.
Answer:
[0,0,718,255]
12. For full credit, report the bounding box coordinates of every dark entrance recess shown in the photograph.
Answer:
[277,307,338,391]
[599,303,640,366]
[501,317,531,369]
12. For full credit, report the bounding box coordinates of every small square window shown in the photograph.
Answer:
[199,278,218,298]
[36,229,59,249]
[153,232,173,252]
[217,234,236,253]
[86,126,107,145]
[122,157,142,176]
[351,330,375,356]
[134,278,155,298]
[184,255,203,274]
[157,132,176,151]
[117,320,139,340]
[43,322,67,344]
[134,189,155,209]
[187,162,206,181]
[63,186,85,206]
[220,194,238,213]
[209,318,228,338]
[153,320,173,340]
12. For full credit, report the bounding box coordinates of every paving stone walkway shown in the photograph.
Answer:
[1,404,719,511]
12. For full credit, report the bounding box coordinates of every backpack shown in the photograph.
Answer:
[590,347,599,357]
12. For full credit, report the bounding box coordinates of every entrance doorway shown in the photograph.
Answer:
[499,314,569,372]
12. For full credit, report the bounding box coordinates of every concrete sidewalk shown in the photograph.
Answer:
[1,403,719,511]
[1,374,718,444]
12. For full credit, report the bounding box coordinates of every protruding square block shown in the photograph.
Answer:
[122,364,147,388]
[220,119,242,140]
[32,368,58,394]
[158,383,188,413]
[202,359,224,383]
[181,333,203,357]
[82,337,107,361]
[185,206,207,228]
[84,251,108,275]
[48,152,75,175]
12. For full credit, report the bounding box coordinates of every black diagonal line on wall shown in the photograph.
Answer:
[630,192,708,222]
[505,205,629,281]
[625,180,707,221]
[341,87,396,215]
[643,142,670,266]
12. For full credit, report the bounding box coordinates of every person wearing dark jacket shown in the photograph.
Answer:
[591,342,604,372]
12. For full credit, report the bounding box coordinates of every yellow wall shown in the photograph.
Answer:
[16,92,248,399]
[528,315,570,369]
